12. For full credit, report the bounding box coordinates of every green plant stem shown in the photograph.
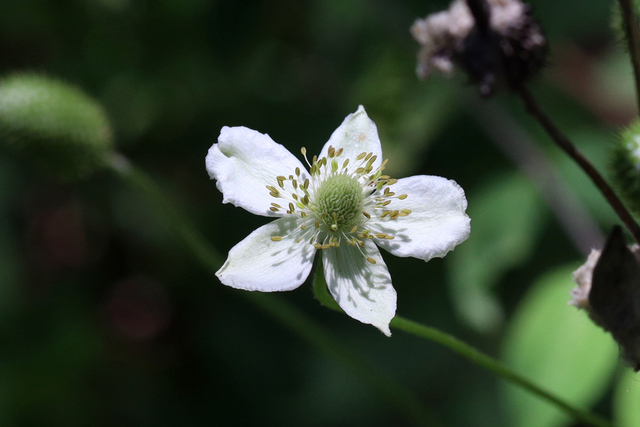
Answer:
[107,153,612,427]
[391,316,613,427]
[106,153,440,427]
[618,0,640,112]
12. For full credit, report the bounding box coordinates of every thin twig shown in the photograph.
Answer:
[516,85,640,244]
[618,0,640,112]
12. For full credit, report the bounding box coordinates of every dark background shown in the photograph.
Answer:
[0,0,633,426]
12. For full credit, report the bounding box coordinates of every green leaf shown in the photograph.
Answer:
[613,370,640,427]
[447,171,547,332]
[312,258,341,312]
[501,265,619,427]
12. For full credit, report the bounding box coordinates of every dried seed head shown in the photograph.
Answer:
[411,0,547,97]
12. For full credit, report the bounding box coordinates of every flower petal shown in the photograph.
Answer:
[206,126,308,217]
[371,175,470,261]
[217,217,316,291]
[320,106,383,170]
[322,240,396,336]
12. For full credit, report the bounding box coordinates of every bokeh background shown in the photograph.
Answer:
[0,0,638,426]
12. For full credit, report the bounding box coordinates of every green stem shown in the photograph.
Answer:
[391,316,614,427]
[107,153,612,427]
[106,153,440,427]
[618,0,640,112]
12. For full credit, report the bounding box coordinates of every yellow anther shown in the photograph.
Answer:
[271,236,283,241]
[366,257,376,264]
[398,194,408,200]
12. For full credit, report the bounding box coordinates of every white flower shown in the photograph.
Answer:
[206,106,470,336]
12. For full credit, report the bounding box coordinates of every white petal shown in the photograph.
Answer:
[206,126,309,217]
[217,217,316,291]
[322,240,396,336]
[320,106,383,170]
[371,175,470,261]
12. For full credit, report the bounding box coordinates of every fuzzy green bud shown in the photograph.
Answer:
[0,74,113,179]
[611,0,640,48]
[611,119,640,216]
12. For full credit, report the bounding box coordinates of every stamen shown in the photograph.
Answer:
[366,257,377,264]
[271,236,283,241]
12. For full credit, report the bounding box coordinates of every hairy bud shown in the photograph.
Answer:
[611,120,640,216]
[0,74,113,179]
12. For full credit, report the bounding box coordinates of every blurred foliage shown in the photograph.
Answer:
[500,266,618,427]
[0,0,637,426]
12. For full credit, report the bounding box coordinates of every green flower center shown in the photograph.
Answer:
[315,174,364,232]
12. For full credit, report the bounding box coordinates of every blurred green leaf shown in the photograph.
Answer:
[613,370,640,427]
[501,265,619,427]
[447,171,547,332]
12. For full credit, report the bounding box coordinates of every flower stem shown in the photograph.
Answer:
[106,153,441,427]
[618,0,640,112]
[391,316,614,427]
[516,84,640,244]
